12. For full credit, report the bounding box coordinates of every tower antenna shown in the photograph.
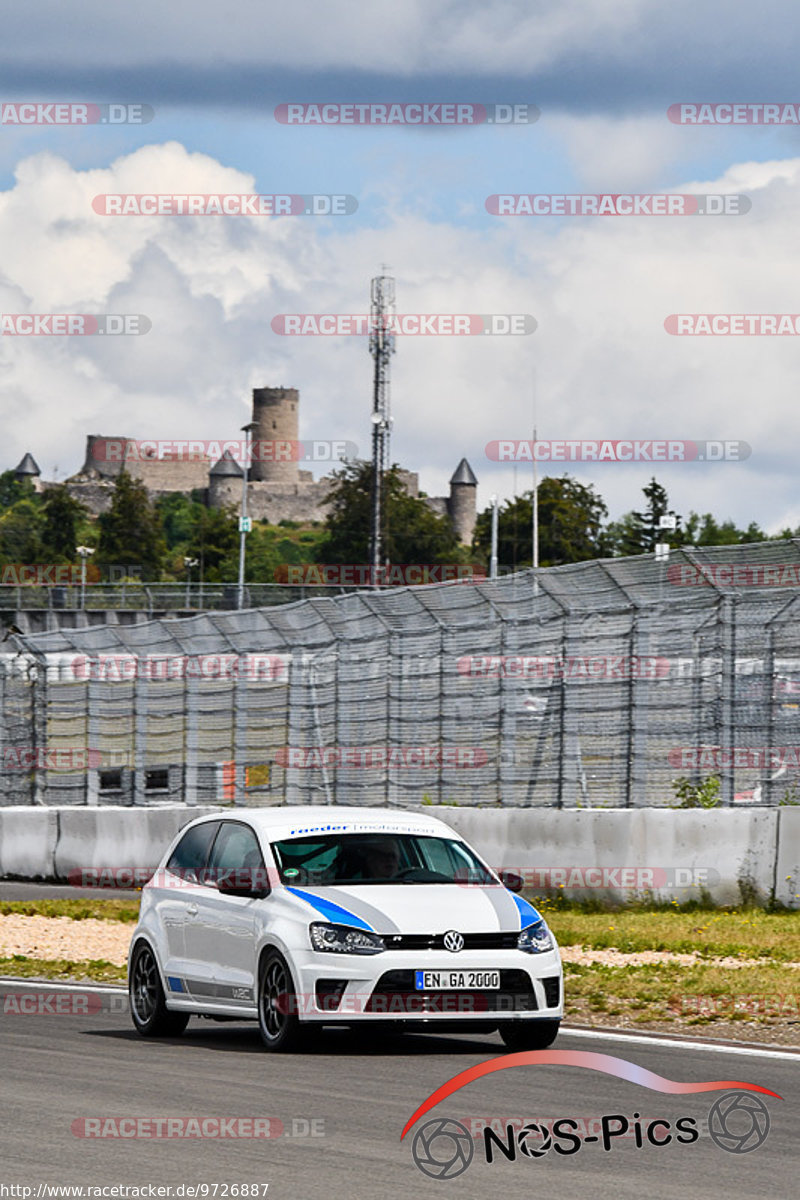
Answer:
[368,270,396,584]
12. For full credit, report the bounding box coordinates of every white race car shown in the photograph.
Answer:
[128,806,562,1052]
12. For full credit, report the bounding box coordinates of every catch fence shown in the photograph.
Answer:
[3,541,800,808]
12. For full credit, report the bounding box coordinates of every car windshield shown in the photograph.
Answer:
[270,833,495,885]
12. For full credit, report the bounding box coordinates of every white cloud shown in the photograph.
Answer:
[2,144,800,533]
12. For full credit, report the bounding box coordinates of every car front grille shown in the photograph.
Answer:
[365,969,537,1014]
[381,932,520,951]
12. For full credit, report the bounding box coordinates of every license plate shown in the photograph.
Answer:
[414,970,500,990]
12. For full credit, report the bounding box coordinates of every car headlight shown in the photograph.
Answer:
[309,922,385,955]
[517,919,554,954]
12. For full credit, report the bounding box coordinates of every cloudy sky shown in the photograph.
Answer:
[2,0,800,531]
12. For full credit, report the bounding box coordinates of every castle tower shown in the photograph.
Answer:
[250,386,299,485]
[448,458,478,545]
[81,435,134,479]
[208,449,244,509]
[14,452,41,492]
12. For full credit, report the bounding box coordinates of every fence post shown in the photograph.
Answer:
[719,596,736,806]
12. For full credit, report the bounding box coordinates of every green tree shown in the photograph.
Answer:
[320,461,464,565]
[0,499,43,564]
[96,471,166,580]
[473,476,608,570]
[40,486,87,561]
[186,506,239,581]
[606,478,682,555]
[682,512,767,546]
[0,470,35,513]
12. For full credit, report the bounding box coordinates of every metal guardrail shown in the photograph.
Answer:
[0,581,368,612]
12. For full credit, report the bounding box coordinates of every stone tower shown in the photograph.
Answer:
[14,452,41,492]
[208,449,244,509]
[250,386,299,485]
[448,458,478,545]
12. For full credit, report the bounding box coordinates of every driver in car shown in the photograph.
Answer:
[358,837,402,880]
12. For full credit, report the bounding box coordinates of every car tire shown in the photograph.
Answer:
[257,950,310,1053]
[129,942,190,1037]
[498,1019,560,1051]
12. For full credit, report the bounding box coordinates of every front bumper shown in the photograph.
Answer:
[289,947,563,1024]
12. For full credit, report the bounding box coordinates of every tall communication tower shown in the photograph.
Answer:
[368,272,396,583]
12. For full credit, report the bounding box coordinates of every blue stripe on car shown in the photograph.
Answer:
[511,892,542,928]
[167,976,185,992]
[285,886,375,931]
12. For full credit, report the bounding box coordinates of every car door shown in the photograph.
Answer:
[156,819,220,987]
[184,820,268,1007]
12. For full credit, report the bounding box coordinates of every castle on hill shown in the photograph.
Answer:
[11,385,479,544]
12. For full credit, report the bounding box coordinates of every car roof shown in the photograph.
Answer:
[189,805,462,841]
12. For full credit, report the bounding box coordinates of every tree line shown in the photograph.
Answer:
[0,464,779,584]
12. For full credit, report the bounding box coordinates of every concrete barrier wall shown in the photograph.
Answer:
[433,807,781,906]
[0,806,223,881]
[0,804,796,907]
[775,806,800,907]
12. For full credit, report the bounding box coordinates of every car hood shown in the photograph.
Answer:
[282,883,542,934]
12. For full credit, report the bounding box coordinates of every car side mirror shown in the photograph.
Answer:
[216,870,270,899]
[499,870,524,893]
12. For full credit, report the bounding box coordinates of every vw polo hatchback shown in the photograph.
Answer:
[128,806,563,1052]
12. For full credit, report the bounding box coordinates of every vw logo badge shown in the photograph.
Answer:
[443,930,464,953]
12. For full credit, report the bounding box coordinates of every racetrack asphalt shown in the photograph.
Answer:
[0,978,795,1199]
